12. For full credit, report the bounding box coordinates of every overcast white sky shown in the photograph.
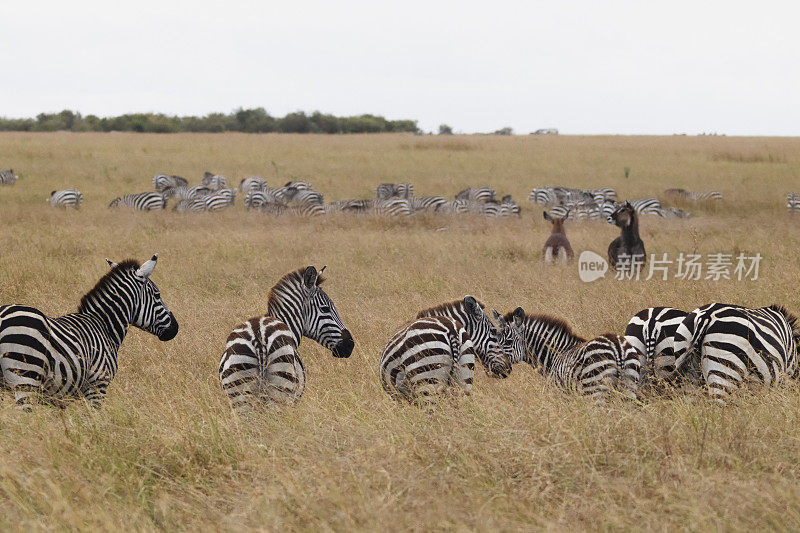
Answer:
[2,1,799,135]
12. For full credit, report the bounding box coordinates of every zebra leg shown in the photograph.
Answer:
[82,374,111,409]
[449,340,475,395]
[219,350,262,414]
[1,352,46,410]
[701,343,745,405]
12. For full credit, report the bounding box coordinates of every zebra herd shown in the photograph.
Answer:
[1,257,796,411]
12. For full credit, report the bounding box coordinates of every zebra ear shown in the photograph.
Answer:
[136,254,158,278]
[105,258,118,268]
[303,266,318,288]
[491,309,505,327]
[512,307,525,327]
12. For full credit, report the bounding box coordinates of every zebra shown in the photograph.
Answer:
[326,199,373,213]
[550,202,600,221]
[153,174,187,191]
[528,187,558,205]
[481,200,520,218]
[455,187,496,203]
[173,198,207,212]
[204,188,236,211]
[284,180,313,191]
[416,296,516,378]
[657,207,691,219]
[202,172,228,190]
[627,198,663,216]
[376,183,414,200]
[239,176,266,193]
[552,187,594,204]
[688,191,723,202]
[624,307,690,383]
[258,202,325,217]
[46,189,83,209]
[373,198,412,217]
[788,193,800,214]
[379,316,476,403]
[672,303,800,404]
[438,200,476,215]
[505,310,641,400]
[109,192,166,211]
[218,266,354,413]
[410,196,447,212]
[245,188,287,210]
[0,255,178,410]
[0,169,17,185]
[288,189,324,205]
[589,187,617,203]
[161,184,212,201]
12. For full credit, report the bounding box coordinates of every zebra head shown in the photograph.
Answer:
[105,254,178,341]
[300,266,354,358]
[491,307,526,366]
[463,296,512,378]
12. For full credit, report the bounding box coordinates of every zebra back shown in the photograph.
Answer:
[109,192,166,211]
[455,187,496,203]
[624,307,688,380]
[47,189,83,209]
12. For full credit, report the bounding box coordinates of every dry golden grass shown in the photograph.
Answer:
[0,132,799,531]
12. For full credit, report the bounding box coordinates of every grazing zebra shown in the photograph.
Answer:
[550,202,600,221]
[239,176,266,193]
[589,187,617,202]
[689,191,723,202]
[411,196,447,212]
[202,172,228,190]
[481,200,520,218]
[173,198,207,213]
[0,169,17,185]
[218,266,354,412]
[506,310,641,400]
[284,180,313,191]
[624,307,689,382]
[153,174,187,191]
[416,296,516,378]
[456,187,496,203]
[205,188,236,211]
[161,184,212,201]
[46,189,83,209]
[373,198,412,217]
[657,207,691,219]
[673,303,800,404]
[289,189,324,205]
[376,183,414,200]
[786,193,799,214]
[109,192,166,211]
[327,199,373,213]
[528,187,558,205]
[0,255,178,409]
[627,198,663,216]
[245,188,287,209]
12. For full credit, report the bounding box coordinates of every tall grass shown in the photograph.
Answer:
[0,132,799,530]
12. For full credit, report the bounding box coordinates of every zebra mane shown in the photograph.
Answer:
[78,259,140,312]
[416,298,485,319]
[768,304,800,346]
[267,267,326,308]
[504,311,586,343]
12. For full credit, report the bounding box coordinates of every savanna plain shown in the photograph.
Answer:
[1,132,800,531]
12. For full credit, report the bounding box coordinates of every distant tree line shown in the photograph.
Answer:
[0,108,420,134]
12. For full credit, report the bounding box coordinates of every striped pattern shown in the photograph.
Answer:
[202,172,228,190]
[153,174,187,191]
[373,198,412,217]
[109,192,166,210]
[455,187,496,203]
[161,185,212,200]
[239,176,266,193]
[624,307,688,382]
[376,183,414,200]
[416,297,514,378]
[787,193,800,214]
[627,198,662,215]
[689,191,723,202]
[47,189,83,209]
[673,303,800,404]
[219,266,354,413]
[0,169,17,185]
[507,311,641,400]
[410,196,447,212]
[379,316,476,402]
[0,256,178,409]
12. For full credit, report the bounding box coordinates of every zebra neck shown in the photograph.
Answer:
[521,319,583,369]
[78,295,132,347]
[267,300,304,346]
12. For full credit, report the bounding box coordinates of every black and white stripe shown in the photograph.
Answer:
[455,187,496,203]
[219,266,354,413]
[507,311,641,400]
[627,198,663,215]
[47,189,83,209]
[202,172,228,190]
[410,196,447,212]
[161,185,212,201]
[673,303,799,404]
[0,169,17,186]
[689,191,723,202]
[376,183,414,200]
[373,198,412,217]
[0,256,178,409]
[787,193,799,214]
[528,188,558,205]
[109,192,167,211]
[416,297,516,378]
[239,176,267,193]
[624,307,689,382]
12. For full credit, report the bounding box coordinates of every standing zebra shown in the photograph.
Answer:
[219,266,354,412]
[0,169,17,185]
[47,189,83,209]
[673,303,800,404]
[455,187,496,203]
[415,296,516,378]
[205,188,236,211]
[624,307,689,382]
[0,255,178,409]
[505,310,641,400]
[109,192,167,211]
[787,193,800,214]
[153,174,188,191]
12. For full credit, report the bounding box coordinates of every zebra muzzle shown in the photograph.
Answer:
[158,312,179,341]
[332,329,354,358]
